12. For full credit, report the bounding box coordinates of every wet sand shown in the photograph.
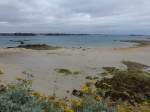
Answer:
[0,46,150,98]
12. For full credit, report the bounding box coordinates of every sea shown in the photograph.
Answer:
[0,34,149,48]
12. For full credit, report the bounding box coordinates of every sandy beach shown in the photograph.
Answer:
[0,46,150,98]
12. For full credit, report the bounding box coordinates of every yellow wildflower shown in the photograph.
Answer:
[81,84,89,93]
[64,108,74,112]
[76,101,82,107]
[70,99,82,107]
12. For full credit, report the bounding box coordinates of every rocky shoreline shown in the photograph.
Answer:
[8,44,61,50]
[120,40,150,47]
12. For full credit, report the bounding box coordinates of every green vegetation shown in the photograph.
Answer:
[0,61,150,112]
[0,74,111,112]
[73,71,82,75]
[85,76,99,80]
[72,61,150,112]
[95,61,150,105]
[102,67,119,74]
[55,68,72,75]
[0,75,62,112]
[99,72,109,76]
[122,61,149,70]
[85,76,93,80]
[79,96,116,112]
[0,69,3,75]
[55,68,82,75]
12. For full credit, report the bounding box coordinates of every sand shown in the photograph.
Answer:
[0,46,150,98]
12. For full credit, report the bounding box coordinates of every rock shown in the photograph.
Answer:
[72,89,83,97]
[120,40,150,47]
[16,44,61,50]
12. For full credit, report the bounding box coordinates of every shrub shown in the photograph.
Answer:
[95,61,150,104]
[76,96,116,112]
[0,76,62,112]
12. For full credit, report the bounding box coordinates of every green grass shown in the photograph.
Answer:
[55,68,83,75]
[73,71,82,75]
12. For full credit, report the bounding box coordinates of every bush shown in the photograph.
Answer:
[95,61,150,104]
[81,96,116,112]
[0,76,62,112]
[0,88,43,112]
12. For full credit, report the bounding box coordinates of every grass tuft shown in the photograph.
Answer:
[55,68,83,75]
[55,68,72,75]
[0,69,4,75]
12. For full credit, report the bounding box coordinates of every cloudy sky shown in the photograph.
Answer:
[0,0,150,34]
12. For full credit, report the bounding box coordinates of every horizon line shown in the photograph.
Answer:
[0,32,149,36]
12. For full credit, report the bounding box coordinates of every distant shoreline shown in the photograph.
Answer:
[0,33,150,36]
[0,33,89,36]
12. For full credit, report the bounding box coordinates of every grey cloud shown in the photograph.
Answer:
[0,0,150,34]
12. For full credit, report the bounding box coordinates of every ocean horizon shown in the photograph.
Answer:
[0,34,149,48]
